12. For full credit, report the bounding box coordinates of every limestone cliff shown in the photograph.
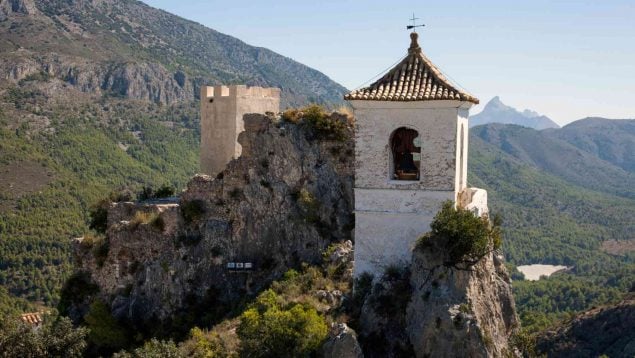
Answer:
[71,112,354,331]
[355,231,518,358]
[405,246,518,357]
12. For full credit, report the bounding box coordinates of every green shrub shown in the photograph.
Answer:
[181,200,207,224]
[129,211,159,229]
[154,185,175,198]
[114,338,182,358]
[237,289,328,358]
[510,329,537,358]
[179,327,227,358]
[281,109,301,124]
[296,188,319,223]
[282,105,349,141]
[282,269,300,281]
[130,211,165,231]
[109,188,135,202]
[127,211,166,232]
[17,71,52,86]
[417,201,502,267]
[459,303,471,314]
[302,105,348,141]
[137,186,154,201]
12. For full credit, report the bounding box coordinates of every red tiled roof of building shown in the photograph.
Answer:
[345,32,479,104]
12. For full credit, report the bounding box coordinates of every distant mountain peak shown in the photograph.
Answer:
[470,96,560,130]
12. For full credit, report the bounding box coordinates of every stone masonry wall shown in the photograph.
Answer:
[200,85,280,176]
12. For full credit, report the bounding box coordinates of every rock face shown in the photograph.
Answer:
[536,294,635,358]
[0,53,195,104]
[0,0,37,20]
[321,323,364,358]
[406,248,518,357]
[356,242,518,357]
[73,113,354,330]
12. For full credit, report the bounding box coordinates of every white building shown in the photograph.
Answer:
[345,32,489,278]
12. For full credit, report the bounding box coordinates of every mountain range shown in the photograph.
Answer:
[470,96,560,129]
[0,0,347,108]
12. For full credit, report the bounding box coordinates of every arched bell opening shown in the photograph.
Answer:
[390,127,421,181]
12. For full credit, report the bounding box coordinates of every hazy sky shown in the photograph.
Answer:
[143,0,634,125]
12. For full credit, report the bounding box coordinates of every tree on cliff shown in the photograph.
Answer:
[417,201,502,267]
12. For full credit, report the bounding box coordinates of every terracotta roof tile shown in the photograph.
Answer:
[345,33,479,104]
[20,312,44,326]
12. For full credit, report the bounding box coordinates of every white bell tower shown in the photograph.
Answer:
[346,32,488,278]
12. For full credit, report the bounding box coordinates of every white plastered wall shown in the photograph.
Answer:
[350,100,475,278]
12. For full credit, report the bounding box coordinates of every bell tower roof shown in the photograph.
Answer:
[344,32,479,104]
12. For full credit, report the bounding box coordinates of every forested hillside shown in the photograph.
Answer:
[469,121,635,331]
[0,97,199,304]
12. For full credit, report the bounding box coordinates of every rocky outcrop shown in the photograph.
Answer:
[0,53,196,104]
[0,0,37,21]
[536,294,635,358]
[356,240,518,357]
[73,113,354,330]
[321,323,364,358]
[405,248,518,357]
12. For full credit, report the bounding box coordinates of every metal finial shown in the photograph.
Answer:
[406,13,425,32]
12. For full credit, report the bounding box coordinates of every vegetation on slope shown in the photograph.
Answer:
[0,96,199,305]
[0,315,88,358]
[469,125,635,332]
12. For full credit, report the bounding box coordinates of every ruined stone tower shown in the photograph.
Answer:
[200,85,281,175]
[345,32,489,278]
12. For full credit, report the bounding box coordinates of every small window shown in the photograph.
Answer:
[391,127,421,181]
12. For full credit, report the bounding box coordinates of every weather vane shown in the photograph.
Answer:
[406,13,425,32]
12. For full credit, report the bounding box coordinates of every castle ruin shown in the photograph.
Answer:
[200,85,280,175]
